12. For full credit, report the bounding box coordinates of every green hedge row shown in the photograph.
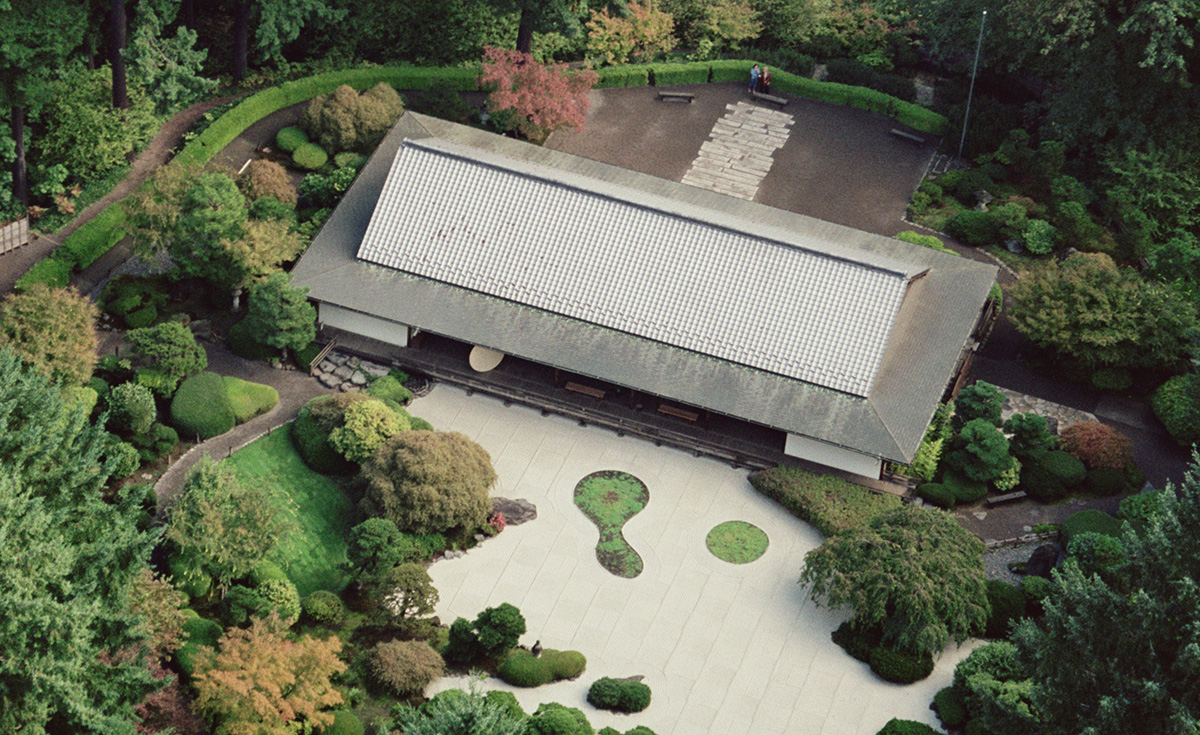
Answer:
[596,65,652,88]
[16,203,127,291]
[650,62,710,85]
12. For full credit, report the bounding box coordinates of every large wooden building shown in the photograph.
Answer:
[291,112,997,478]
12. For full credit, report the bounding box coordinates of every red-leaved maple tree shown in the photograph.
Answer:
[480,46,598,143]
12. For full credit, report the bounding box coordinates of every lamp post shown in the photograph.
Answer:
[958,9,988,160]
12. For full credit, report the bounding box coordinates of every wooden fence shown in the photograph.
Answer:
[0,218,29,256]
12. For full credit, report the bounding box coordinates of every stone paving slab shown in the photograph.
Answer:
[417,384,973,734]
[999,387,1097,431]
[681,101,795,201]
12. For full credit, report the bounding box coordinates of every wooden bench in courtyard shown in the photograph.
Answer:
[890,128,925,144]
[752,91,788,106]
[658,403,700,422]
[565,381,606,400]
[657,91,695,103]
[985,490,1028,508]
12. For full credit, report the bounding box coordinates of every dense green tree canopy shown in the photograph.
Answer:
[0,347,159,733]
[801,504,988,656]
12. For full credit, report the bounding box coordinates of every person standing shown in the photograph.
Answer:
[749,64,760,94]
[761,66,772,94]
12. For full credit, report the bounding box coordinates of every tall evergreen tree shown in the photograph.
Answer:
[0,348,159,733]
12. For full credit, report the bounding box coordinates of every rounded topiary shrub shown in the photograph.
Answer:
[933,686,968,728]
[250,560,289,585]
[239,159,297,205]
[942,469,988,504]
[1152,374,1200,446]
[497,649,553,687]
[258,578,301,622]
[125,304,158,329]
[984,580,1026,639]
[1060,421,1133,472]
[1061,509,1123,544]
[832,620,881,663]
[1086,467,1129,496]
[325,711,364,735]
[275,126,309,152]
[869,646,935,684]
[170,371,236,440]
[1020,461,1067,501]
[366,374,413,405]
[546,649,587,680]
[485,690,526,720]
[945,210,1001,247]
[302,590,346,627]
[587,677,652,713]
[916,483,955,508]
[370,640,445,696]
[877,719,940,735]
[107,381,156,435]
[527,703,593,735]
[293,142,329,170]
[1039,450,1087,487]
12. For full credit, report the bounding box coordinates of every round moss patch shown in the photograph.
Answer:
[706,521,768,564]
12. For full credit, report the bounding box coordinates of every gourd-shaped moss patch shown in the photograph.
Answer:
[573,471,649,578]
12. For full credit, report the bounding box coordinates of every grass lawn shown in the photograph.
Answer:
[706,521,769,564]
[574,471,649,578]
[225,427,355,596]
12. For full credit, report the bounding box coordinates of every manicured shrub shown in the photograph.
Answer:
[1003,412,1057,462]
[170,371,236,440]
[595,65,651,87]
[1021,218,1057,255]
[749,465,900,537]
[497,649,553,687]
[946,210,1001,247]
[325,711,364,735]
[942,468,989,504]
[831,620,881,663]
[125,304,158,328]
[546,649,587,679]
[182,617,223,649]
[895,230,954,254]
[984,580,1026,639]
[916,482,955,508]
[650,61,708,85]
[221,585,268,626]
[302,590,346,627]
[953,381,1005,429]
[877,720,939,735]
[14,255,71,291]
[1061,509,1123,543]
[442,617,481,665]
[135,368,175,397]
[107,441,142,479]
[107,381,156,435]
[1060,421,1132,471]
[300,83,405,154]
[950,170,996,204]
[169,554,212,600]
[1086,467,1128,496]
[292,142,329,170]
[366,374,413,405]
[933,686,968,728]
[370,640,445,696]
[953,641,1023,692]
[869,646,935,683]
[239,159,297,205]
[527,703,593,735]
[1019,461,1067,501]
[227,318,277,361]
[1119,490,1163,526]
[483,689,526,720]
[248,195,295,222]
[1152,374,1200,446]
[258,578,301,622]
[130,422,179,460]
[1039,450,1086,487]
[222,376,279,423]
[474,602,525,655]
[329,399,410,463]
[334,151,367,169]
[1021,575,1052,616]
[587,677,651,713]
[1067,531,1127,578]
[1092,368,1132,392]
[275,125,309,152]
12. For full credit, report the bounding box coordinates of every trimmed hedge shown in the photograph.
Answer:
[293,142,329,170]
[1020,461,1067,502]
[325,711,364,735]
[869,646,935,683]
[497,649,587,687]
[275,125,309,152]
[916,482,955,508]
[768,69,947,135]
[933,686,968,728]
[366,374,412,405]
[14,256,71,291]
[587,677,652,713]
[749,465,901,537]
[1040,450,1087,487]
[58,204,127,269]
[223,376,279,423]
[596,65,651,88]
[942,469,988,504]
[1061,509,1123,543]
[650,62,709,85]
[170,371,237,440]
[302,590,346,627]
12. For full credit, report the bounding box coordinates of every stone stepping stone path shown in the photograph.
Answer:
[312,350,392,391]
[680,101,795,201]
[999,387,1097,433]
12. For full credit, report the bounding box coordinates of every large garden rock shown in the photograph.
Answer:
[1025,543,1061,578]
[350,371,368,386]
[317,372,341,388]
[493,497,537,526]
[361,361,390,378]
[333,364,355,380]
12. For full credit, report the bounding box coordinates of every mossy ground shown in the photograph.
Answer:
[574,471,649,578]
[706,521,769,564]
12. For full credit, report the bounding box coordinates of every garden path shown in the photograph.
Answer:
[680,101,795,200]
[0,93,244,294]
[152,341,327,506]
[418,384,974,735]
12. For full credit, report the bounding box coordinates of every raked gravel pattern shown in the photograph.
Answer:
[680,102,795,201]
[416,384,974,735]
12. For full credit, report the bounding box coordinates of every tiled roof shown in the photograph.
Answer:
[357,139,914,397]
